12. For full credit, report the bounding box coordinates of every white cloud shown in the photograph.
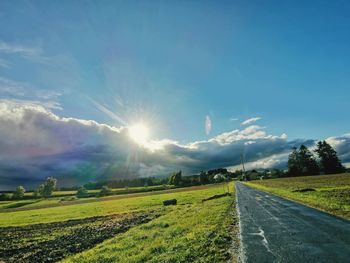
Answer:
[0,41,53,65]
[0,77,62,109]
[0,41,40,56]
[0,77,26,98]
[281,133,288,140]
[241,117,261,126]
[228,152,290,171]
[0,58,10,68]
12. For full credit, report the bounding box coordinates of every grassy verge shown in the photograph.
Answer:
[245,173,350,219]
[62,193,238,263]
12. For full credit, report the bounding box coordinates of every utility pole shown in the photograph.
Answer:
[241,153,246,181]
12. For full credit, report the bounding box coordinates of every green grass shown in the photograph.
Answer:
[22,185,176,197]
[62,190,238,263]
[0,196,81,211]
[0,184,233,227]
[0,185,176,211]
[245,173,350,219]
[0,183,239,262]
[0,185,209,213]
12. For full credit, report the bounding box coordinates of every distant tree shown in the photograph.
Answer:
[39,177,57,198]
[270,169,284,178]
[168,171,182,186]
[199,171,209,184]
[76,186,88,198]
[33,184,44,198]
[0,193,12,201]
[288,145,320,176]
[13,186,26,200]
[99,186,113,196]
[299,145,320,176]
[288,147,301,176]
[315,141,345,174]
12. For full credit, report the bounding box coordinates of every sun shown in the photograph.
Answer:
[128,123,150,145]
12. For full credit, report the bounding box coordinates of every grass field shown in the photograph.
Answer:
[20,185,176,198]
[0,183,238,262]
[245,173,350,219]
[0,184,217,214]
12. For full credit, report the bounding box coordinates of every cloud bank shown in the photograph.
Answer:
[0,101,348,190]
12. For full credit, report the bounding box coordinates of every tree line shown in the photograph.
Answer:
[287,140,345,176]
[0,177,57,201]
[1,140,345,200]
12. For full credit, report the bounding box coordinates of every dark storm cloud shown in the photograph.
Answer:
[0,100,348,190]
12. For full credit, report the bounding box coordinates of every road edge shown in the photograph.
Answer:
[235,182,246,263]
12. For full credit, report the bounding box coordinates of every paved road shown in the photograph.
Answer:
[236,182,350,263]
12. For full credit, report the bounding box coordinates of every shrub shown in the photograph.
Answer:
[12,186,26,200]
[33,188,42,198]
[60,196,78,202]
[39,177,57,198]
[0,193,12,201]
[99,186,113,197]
[76,186,88,198]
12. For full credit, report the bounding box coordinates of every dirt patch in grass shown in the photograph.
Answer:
[0,211,160,263]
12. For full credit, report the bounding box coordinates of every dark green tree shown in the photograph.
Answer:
[168,171,182,186]
[0,193,12,201]
[13,186,26,199]
[99,186,113,196]
[33,185,43,198]
[288,145,320,176]
[199,171,209,184]
[315,141,345,174]
[299,145,320,176]
[39,177,57,198]
[76,186,89,198]
[288,147,301,176]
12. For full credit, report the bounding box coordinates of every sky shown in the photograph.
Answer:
[0,1,350,189]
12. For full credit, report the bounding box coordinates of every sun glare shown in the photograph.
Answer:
[128,123,150,145]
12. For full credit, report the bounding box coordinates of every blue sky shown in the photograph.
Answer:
[1,1,350,189]
[1,0,350,142]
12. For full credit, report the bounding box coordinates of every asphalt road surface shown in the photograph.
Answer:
[236,182,350,263]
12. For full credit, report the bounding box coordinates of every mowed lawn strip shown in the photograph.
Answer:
[62,190,238,263]
[245,173,350,219]
[0,184,232,227]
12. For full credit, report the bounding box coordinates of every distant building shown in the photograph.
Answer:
[213,174,226,182]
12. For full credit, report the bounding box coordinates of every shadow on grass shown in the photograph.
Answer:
[4,200,41,209]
